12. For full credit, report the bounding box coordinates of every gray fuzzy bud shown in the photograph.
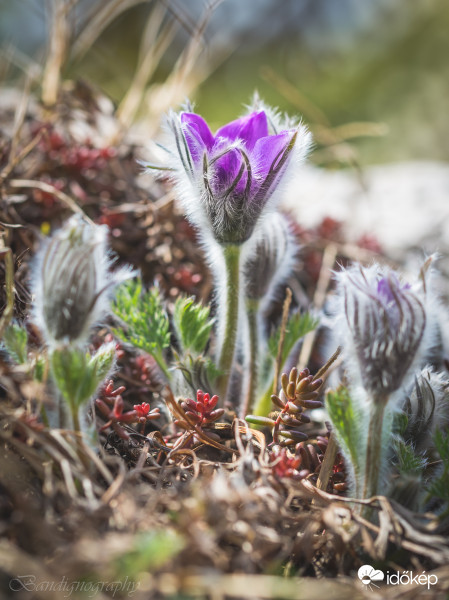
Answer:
[33,215,131,347]
[404,367,449,452]
[244,212,297,305]
[334,263,429,402]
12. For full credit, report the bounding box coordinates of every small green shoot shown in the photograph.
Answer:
[3,322,28,364]
[173,296,214,355]
[254,311,317,415]
[267,311,318,368]
[426,429,449,517]
[50,343,115,429]
[393,438,427,476]
[112,279,170,377]
[325,386,366,496]
[113,530,185,579]
[175,353,221,395]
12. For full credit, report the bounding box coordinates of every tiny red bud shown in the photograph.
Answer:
[208,394,219,409]
[113,396,124,419]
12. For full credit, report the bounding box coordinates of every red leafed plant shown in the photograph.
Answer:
[95,380,160,438]
[270,446,305,481]
[166,389,232,453]
[179,390,224,427]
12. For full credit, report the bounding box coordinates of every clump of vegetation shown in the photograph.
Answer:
[1,3,449,599]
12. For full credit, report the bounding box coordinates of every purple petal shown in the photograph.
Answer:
[377,276,410,304]
[251,131,294,180]
[215,111,268,150]
[181,113,214,164]
[213,148,247,195]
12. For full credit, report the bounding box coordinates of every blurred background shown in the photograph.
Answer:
[2,0,449,268]
[1,0,448,165]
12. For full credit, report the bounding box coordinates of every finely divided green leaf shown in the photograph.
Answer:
[426,429,449,512]
[112,279,170,375]
[393,438,427,476]
[173,296,214,355]
[114,530,185,579]
[3,322,28,364]
[326,386,366,491]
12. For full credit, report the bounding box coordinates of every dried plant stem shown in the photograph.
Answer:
[0,131,44,184]
[0,244,14,339]
[116,5,177,132]
[252,288,293,417]
[362,400,386,511]
[9,78,32,165]
[240,299,259,418]
[273,287,292,394]
[72,0,145,60]
[316,431,338,492]
[42,0,70,107]
[313,345,341,382]
[217,244,241,402]
[9,179,94,224]
[298,243,337,370]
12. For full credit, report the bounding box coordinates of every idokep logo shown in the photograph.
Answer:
[358,565,384,591]
[358,564,439,591]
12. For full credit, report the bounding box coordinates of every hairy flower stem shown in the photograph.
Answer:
[217,244,241,402]
[361,399,387,511]
[240,299,259,417]
[72,405,81,436]
[70,404,90,468]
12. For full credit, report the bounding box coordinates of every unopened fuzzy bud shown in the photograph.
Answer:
[32,215,132,347]
[333,263,432,403]
[404,367,449,452]
[244,212,298,306]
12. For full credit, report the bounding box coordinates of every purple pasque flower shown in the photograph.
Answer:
[166,106,311,245]
[334,263,429,401]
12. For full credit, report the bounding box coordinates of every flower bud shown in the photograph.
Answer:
[244,212,298,307]
[33,215,131,347]
[404,367,449,452]
[333,263,431,402]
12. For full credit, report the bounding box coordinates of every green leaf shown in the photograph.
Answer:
[88,343,116,384]
[326,386,366,493]
[268,311,318,369]
[393,410,409,437]
[254,311,318,417]
[112,279,170,376]
[173,296,214,355]
[114,530,185,579]
[175,352,221,395]
[433,428,449,462]
[426,429,449,513]
[50,344,115,411]
[393,438,427,476]
[245,415,276,427]
[33,355,46,382]
[51,347,89,409]
[3,322,28,364]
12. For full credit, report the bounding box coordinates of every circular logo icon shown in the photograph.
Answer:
[358,565,384,590]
